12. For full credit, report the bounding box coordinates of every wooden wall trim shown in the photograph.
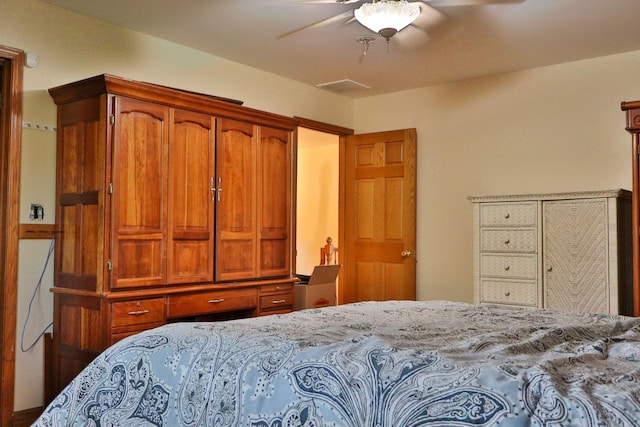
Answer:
[0,44,24,427]
[19,224,56,240]
[294,116,354,136]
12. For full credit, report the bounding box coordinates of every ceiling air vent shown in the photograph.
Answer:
[316,79,370,93]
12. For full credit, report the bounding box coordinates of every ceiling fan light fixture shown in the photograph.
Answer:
[378,27,397,40]
[354,0,420,38]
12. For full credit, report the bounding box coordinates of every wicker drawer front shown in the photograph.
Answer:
[481,229,537,253]
[480,254,537,279]
[481,279,537,306]
[480,202,537,227]
[167,288,257,318]
[111,298,165,327]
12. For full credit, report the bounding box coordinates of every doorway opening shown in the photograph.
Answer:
[293,117,354,304]
[296,127,339,276]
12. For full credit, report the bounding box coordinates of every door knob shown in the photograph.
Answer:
[401,250,412,257]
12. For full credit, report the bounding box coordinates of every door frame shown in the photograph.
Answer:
[294,116,353,303]
[0,45,24,427]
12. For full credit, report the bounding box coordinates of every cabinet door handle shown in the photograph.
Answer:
[208,298,225,304]
[127,309,150,316]
[504,291,511,297]
[272,299,286,304]
[211,177,223,202]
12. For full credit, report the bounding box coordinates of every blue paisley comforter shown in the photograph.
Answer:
[34,300,640,426]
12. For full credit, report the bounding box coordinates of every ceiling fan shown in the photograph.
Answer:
[281,0,525,49]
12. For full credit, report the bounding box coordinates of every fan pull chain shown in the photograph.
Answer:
[357,35,376,56]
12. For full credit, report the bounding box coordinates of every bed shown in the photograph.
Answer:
[33,300,640,426]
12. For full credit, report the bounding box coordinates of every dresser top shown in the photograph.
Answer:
[467,189,631,203]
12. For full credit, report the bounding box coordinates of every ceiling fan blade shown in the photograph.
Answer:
[394,1,447,47]
[425,0,525,6]
[414,2,448,31]
[394,25,432,49]
[298,0,361,3]
[277,10,354,39]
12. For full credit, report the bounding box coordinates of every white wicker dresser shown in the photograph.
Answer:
[468,190,633,315]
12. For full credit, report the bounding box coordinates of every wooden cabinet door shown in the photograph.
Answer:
[110,96,169,289]
[258,126,291,277]
[168,109,215,283]
[56,97,103,292]
[216,118,257,280]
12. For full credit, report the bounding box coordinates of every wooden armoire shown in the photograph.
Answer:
[48,74,298,395]
[622,100,640,316]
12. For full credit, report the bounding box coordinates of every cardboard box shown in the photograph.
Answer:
[294,264,341,310]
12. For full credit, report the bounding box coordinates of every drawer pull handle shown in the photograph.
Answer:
[272,299,286,304]
[504,213,510,219]
[208,298,225,304]
[546,266,553,272]
[505,291,511,297]
[127,309,150,316]
[504,239,510,245]
[504,265,510,271]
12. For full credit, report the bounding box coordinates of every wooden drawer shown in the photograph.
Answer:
[260,283,293,294]
[110,322,165,345]
[480,254,537,279]
[111,298,165,328]
[481,279,537,306]
[167,287,257,318]
[480,202,537,227]
[260,293,293,311]
[481,229,537,253]
[259,307,291,316]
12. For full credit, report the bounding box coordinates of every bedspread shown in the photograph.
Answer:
[34,300,640,426]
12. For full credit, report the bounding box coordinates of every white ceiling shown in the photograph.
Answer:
[39,0,640,98]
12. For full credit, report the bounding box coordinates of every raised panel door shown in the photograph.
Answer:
[56,96,104,292]
[168,109,215,283]
[258,126,291,277]
[342,129,417,303]
[216,118,257,280]
[110,96,169,289]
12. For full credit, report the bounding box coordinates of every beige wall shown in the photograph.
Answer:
[5,0,640,412]
[354,50,640,303]
[296,128,340,276]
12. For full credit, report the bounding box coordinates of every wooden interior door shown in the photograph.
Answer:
[340,129,417,303]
